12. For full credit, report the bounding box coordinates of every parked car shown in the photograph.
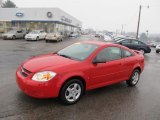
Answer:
[16,41,144,105]
[156,44,160,53]
[45,33,63,42]
[2,29,27,40]
[25,30,46,41]
[150,42,157,47]
[69,32,78,37]
[103,35,113,41]
[95,33,101,37]
[115,39,151,54]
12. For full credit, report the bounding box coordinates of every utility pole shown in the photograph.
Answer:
[136,5,142,39]
[121,24,123,35]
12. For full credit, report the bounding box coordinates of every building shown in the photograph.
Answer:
[0,8,82,35]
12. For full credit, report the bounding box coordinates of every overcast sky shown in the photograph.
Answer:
[8,0,160,33]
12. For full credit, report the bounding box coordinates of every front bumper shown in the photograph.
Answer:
[25,37,37,40]
[3,36,13,39]
[16,68,60,98]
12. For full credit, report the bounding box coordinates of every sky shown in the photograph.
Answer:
[5,0,160,33]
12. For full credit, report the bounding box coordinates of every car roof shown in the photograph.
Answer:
[82,40,122,47]
[82,40,132,51]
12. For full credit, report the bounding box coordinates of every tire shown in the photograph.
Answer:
[156,50,159,53]
[36,36,39,41]
[12,36,16,40]
[139,49,145,55]
[46,40,48,43]
[59,79,84,105]
[126,69,140,87]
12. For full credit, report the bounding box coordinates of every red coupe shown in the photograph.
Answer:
[16,41,144,104]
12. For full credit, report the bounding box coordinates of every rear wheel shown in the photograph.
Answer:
[139,49,145,55]
[126,69,140,87]
[156,50,159,53]
[59,79,84,105]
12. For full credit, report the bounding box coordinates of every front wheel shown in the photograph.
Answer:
[59,79,84,105]
[36,36,39,41]
[126,69,140,87]
[12,36,16,40]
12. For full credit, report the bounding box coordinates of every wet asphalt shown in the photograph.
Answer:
[0,35,160,120]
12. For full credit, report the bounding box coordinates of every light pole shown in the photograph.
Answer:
[136,5,149,39]
[146,30,149,42]
[121,24,126,35]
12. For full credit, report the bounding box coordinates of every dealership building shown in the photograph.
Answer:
[0,8,82,35]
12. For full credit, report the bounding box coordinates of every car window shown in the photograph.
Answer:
[17,31,22,33]
[121,39,131,44]
[138,41,145,45]
[96,47,122,62]
[131,40,139,44]
[122,49,133,58]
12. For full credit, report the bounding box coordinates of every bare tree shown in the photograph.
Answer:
[1,0,17,8]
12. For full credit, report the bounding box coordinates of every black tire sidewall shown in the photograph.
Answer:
[127,69,140,87]
[12,36,16,40]
[59,79,84,105]
[36,37,39,41]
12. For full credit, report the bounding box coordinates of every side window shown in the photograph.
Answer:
[96,47,122,62]
[122,49,133,58]
[138,41,145,45]
[121,40,131,44]
[131,40,139,44]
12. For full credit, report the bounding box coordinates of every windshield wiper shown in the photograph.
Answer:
[57,53,80,61]
[57,53,72,59]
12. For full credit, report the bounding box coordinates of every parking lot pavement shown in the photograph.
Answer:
[0,36,160,120]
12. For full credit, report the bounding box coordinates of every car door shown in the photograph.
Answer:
[38,31,42,39]
[17,30,23,38]
[121,48,136,80]
[130,39,140,50]
[89,46,125,88]
[41,31,46,39]
[119,39,132,48]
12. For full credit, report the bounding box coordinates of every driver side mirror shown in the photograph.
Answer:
[92,57,106,64]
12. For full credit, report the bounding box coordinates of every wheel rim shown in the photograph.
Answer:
[65,83,81,102]
[132,72,139,84]
[140,49,145,54]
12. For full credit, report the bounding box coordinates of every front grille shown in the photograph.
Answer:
[20,67,32,77]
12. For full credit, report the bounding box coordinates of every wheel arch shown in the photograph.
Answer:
[133,66,141,73]
[58,75,86,96]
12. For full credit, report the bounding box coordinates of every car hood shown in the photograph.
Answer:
[4,33,14,36]
[23,54,79,72]
[26,34,38,37]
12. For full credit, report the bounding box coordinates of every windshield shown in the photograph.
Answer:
[57,43,98,61]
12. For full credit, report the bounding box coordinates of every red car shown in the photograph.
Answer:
[16,41,144,104]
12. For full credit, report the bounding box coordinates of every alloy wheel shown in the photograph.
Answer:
[65,83,81,102]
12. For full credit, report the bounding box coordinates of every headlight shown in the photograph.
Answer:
[32,71,56,82]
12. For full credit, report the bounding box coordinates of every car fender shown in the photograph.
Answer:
[132,62,142,73]
[55,71,88,94]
